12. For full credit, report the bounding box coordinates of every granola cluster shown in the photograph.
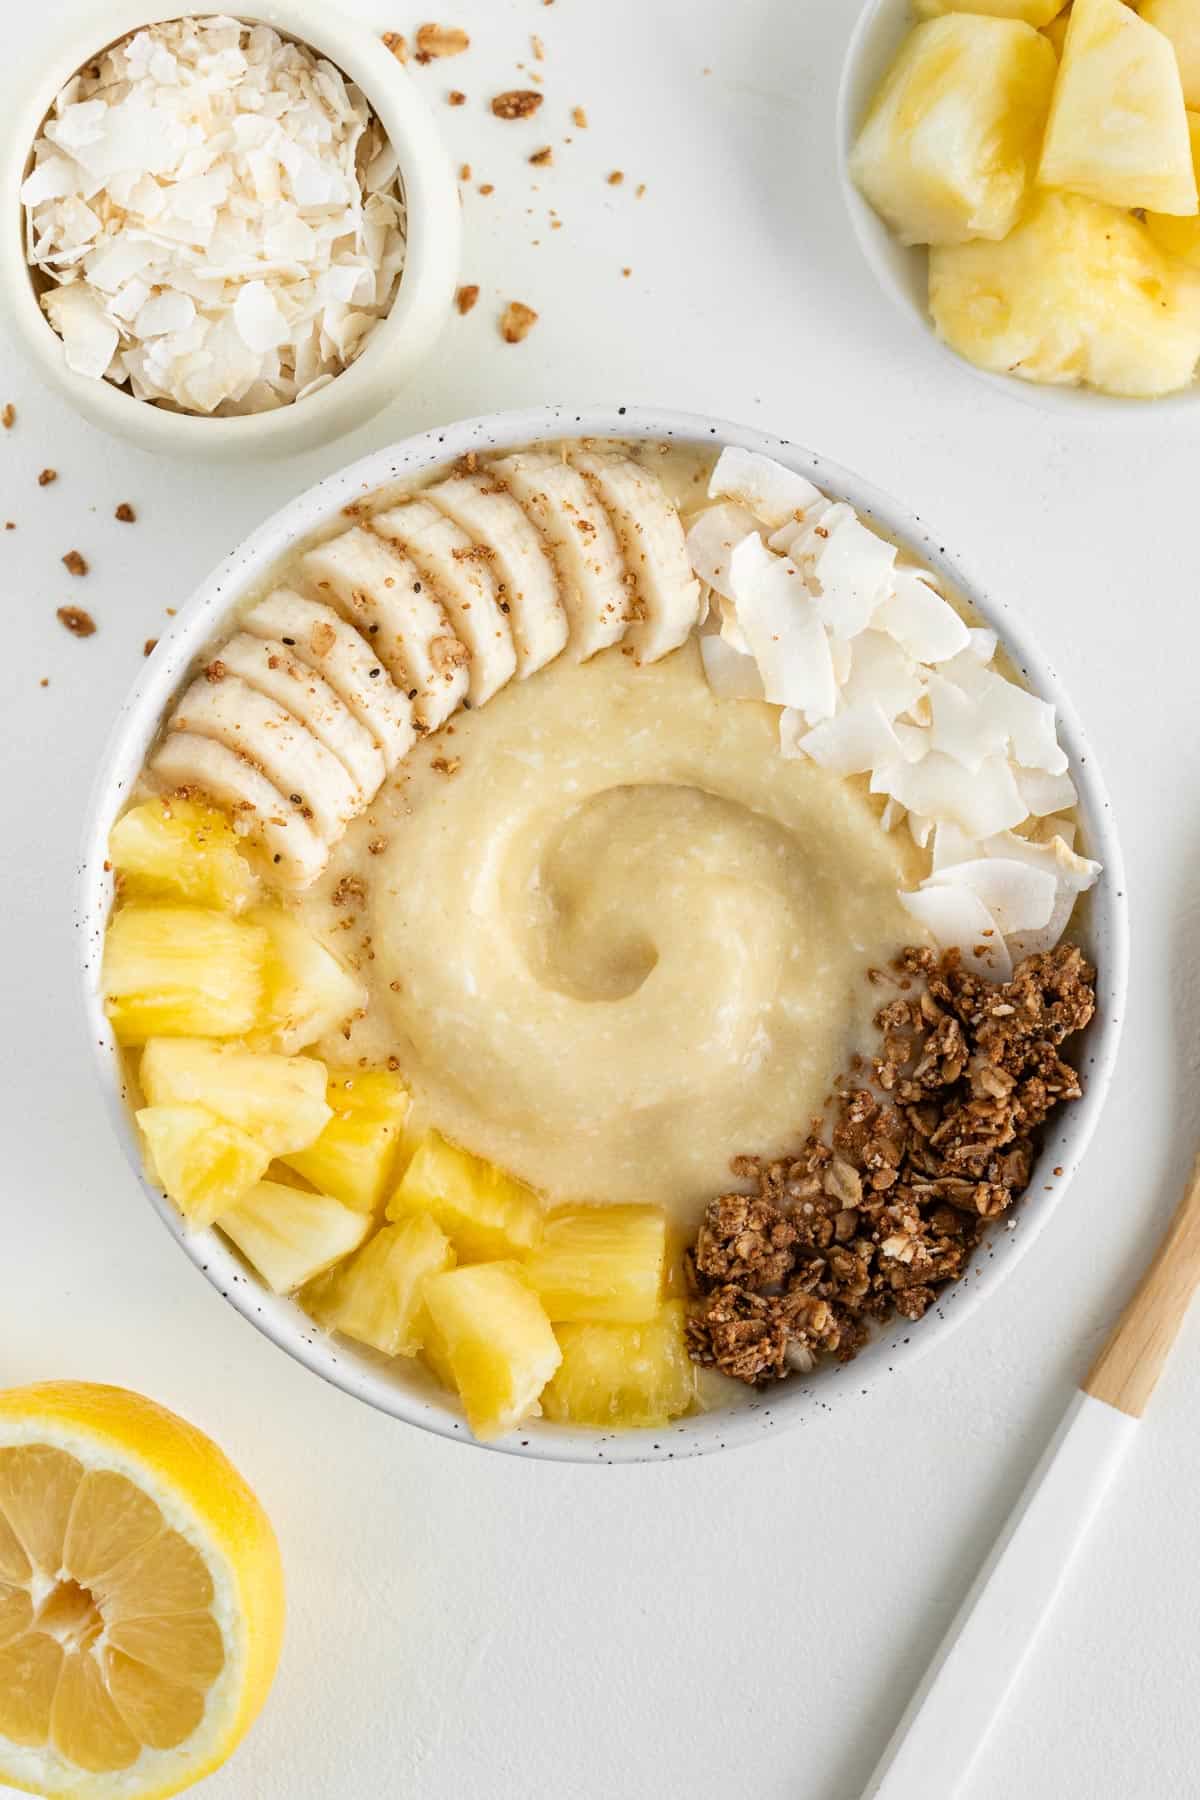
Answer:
[686,942,1096,1386]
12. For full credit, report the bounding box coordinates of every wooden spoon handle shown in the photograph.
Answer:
[1085,1152,1200,1418]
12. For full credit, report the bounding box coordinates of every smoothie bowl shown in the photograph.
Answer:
[77,406,1127,1463]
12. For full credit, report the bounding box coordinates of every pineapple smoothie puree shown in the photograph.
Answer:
[304,640,925,1223]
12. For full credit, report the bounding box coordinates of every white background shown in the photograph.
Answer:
[2,3,1198,1797]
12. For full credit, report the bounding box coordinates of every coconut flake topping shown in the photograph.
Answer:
[687,448,1101,974]
[22,16,407,415]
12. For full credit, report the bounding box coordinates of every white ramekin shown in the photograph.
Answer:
[837,0,1200,418]
[76,404,1128,1463]
[1,1,461,459]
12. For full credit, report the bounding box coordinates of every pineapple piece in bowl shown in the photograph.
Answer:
[929,189,1200,396]
[108,796,258,912]
[306,1214,455,1356]
[423,1262,562,1440]
[139,1038,331,1156]
[281,1069,411,1213]
[849,14,1057,246]
[137,1102,269,1228]
[1141,0,1200,108]
[1039,0,1197,213]
[103,904,267,1044]
[1147,114,1200,266]
[525,1205,667,1323]
[541,1302,696,1430]
[387,1131,543,1261]
[248,907,365,1054]
[219,1178,370,1294]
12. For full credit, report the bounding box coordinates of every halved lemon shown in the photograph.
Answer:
[0,1382,284,1798]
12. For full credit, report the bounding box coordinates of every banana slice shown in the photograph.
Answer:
[302,529,468,733]
[371,500,518,706]
[168,673,360,842]
[217,633,386,798]
[569,451,702,662]
[425,472,568,677]
[151,733,328,887]
[241,589,415,772]
[490,451,632,660]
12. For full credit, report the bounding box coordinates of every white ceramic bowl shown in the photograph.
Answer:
[1,1,461,459]
[836,0,1200,417]
[77,404,1128,1463]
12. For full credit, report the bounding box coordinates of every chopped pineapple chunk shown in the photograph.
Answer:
[248,907,365,1054]
[929,189,1200,395]
[1040,0,1197,213]
[108,796,258,912]
[280,1070,410,1213]
[219,1178,370,1293]
[423,1262,561,1439]
[541,1303,696,1430]
[104,905,266,1044]
[307,1215,455,1356]
[139,1038,331,1156]
[1141,0,1200,108]
[137,1102,269,1228]
[850,15,1057,246]
[387,1132,543,1262]
[915,0,1068,23]
[525,1205,667,1323]
[419,1310,458,1392]
[1147,113,1200,265]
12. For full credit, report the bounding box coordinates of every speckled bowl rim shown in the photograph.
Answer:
[76,404,1128,1464]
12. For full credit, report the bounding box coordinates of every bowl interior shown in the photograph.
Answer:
[77,405,1128,1464]
[5,0,459,455]
[835,0,1200,418]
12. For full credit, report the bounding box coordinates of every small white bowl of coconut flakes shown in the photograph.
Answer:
[2,5,461,457]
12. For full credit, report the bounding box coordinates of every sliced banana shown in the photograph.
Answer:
[490,451,632,660]
[425,472,568,677]
[302,529,468,732]
[217,633,386,798]
[570,451,703,662]
[151,732,328,887]
[168,673,360,842]
[241,589,415,772]
[371,499,518,706]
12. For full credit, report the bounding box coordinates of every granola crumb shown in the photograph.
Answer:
[478,183,495,195]
[430,755,462,775]
[491,89,542,120]
[622,266,632,277]
[4,522,14,531]
[62,549,89,576]
[1,404,14,429]
[459,162,472,180]
[39,677,49,687]
[456,283,480,315]
[447,89,467,105]
[38,468,57,486]
[204,659,227,683]
[367,837,388,855]
[143,638,158,656]
[529,145,553,165]
[115,502,136,522]
[636,182,647,198]
[686,942,1096,1386]
[500,300,538,343]
[381,31,408,61]
[332,874,366,908]
[572,105,588,127]
[607,169,624,185]
[532,32,545,58]
[56,606,95,638]
[416,23,470,57]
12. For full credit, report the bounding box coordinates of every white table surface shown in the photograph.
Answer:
[2,3,1196,1797]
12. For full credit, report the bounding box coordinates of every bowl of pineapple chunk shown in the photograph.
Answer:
[77,405,1126,1461]
[839,0,1200,404]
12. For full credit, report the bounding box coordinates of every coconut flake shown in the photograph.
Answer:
[841,630,925,720]
[875,568,970,664]
[728,534,837,720]
[899,886,1013,982]
[872,750,1027,839]
[684,504,758,601]
[925,858,1056,936]
[787,700,903,775]
[709,447,824,528]
[44,285,118,377]
[700,633,764,700]
[1014,765,1078,816]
